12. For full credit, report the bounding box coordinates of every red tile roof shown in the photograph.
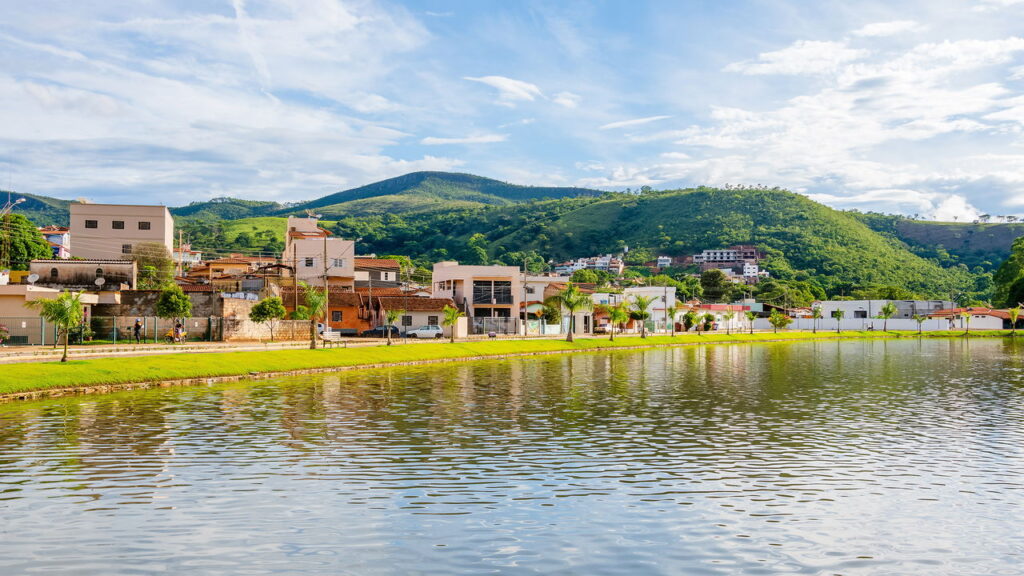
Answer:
[929,307,1011,320]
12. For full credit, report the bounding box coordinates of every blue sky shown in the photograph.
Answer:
[2,0,1024,219]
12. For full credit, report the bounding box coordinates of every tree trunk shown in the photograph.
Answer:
[566,314,574,343]
[884,319,888,332]
[813,319,817,334]
[309,320,317,349]
[61,328,69,363]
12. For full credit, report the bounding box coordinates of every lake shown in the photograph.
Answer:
[1,339,1023,574]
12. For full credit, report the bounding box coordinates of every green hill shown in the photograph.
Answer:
[171,197,282,221]
[2,191,71,226]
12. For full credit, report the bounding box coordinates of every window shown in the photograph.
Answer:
[331,311,342,322]
[526,286,535,294]
[138,221,151,230]
[122,244,132,254]
[85,220,98,229]
[95,268,103,276]
[854,311,868,319]
[402,315,413,326]
[332,258,345,267]
[112,220,125,229]
[382,272,392,281]
[304,258,314,267]
[50,268,58,278]
[427,316,438,326]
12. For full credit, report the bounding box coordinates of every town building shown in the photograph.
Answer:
[623,286,677,331]
[280,285,370,334]
[432,261,522,333]
[814,300,956,321]
[0,285,99,345]
[553,254,625,276]
[692,245,762,264]
[29,259,138,290]
[370,295,456,335]
[355,258,402,288]
[69,203,174,260]
[38,226,71,259]
[171,244,203,268]
[284,216,356,289]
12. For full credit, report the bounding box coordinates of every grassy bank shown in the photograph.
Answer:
[0,330,1012,398]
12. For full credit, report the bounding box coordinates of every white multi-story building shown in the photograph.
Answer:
[69,203,174,260]
[285,216,356,288]
[433,261,522,333]
[554,254,625,276]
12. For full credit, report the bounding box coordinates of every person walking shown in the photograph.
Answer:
[133,319,143,344]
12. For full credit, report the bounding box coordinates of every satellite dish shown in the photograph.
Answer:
[26,274,39,285]
[95,277,106,287]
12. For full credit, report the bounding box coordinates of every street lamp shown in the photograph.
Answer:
[0,197,25,217]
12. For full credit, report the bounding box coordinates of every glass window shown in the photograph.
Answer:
[332,258,345,267]
[304,258,314,267]
[138,221,151,230]
[331,311,342,322]
[402,315,413,326]
[526,286,535,294]
[112,220,125,229]
[122,244,132,254]
[85,220,98,229]
[427,316,438,325]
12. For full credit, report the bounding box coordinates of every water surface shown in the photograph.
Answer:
[2,339,1023,574]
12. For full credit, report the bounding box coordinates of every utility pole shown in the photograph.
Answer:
[177,229,184,277]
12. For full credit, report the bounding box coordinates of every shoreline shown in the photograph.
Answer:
[0,330,1013,403]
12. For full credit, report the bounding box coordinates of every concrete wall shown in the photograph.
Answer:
[92,290,222,318]
[750,317,1003,331]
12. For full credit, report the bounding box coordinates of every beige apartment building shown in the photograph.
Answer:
[432,261,522,333]
[284,217,356,288]
[69,203,174,260]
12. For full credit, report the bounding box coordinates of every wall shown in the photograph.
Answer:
[92,290,222,318]
[749,318,999,331]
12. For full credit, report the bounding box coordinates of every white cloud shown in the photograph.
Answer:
[553,91,581,108]
[421,134,508,145]
[464,75,544,105]
[600,115,672,130]
[852,20,923,37]
[725,40,869,75]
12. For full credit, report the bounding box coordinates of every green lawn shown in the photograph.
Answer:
[0,330,1012,397]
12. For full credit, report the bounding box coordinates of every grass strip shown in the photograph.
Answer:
[0,330,1011,397]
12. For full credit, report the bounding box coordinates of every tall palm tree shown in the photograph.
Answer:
[300,281,327,350]
[384,308,405,345]
[442,304,464,343]
[607,302,630,341]
[962,311,972,335]
[745,310,757,335]
[28,291,84,362]
[549,283,593,342]
[811,306,823,334]
[834,309,845,333]
[630,295,656,339]
[913,314,927,335]
[722,311,735,335]
[665,305,678,336]
[1009,305,1021,336]
[879,302,898,332]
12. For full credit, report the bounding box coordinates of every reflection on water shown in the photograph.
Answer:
[2,339,1024,574]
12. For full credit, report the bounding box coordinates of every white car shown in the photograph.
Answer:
[406,325,444,339]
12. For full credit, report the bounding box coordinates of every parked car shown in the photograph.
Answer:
[406,325,444,339]
[360,325,401,338]
[594,323,611,334]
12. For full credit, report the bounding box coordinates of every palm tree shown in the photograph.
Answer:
[879,302,898,332]
[745,310,757,334]
[384,308,405,345]
[630,295,655,339]
[834,309,845,333]
[722,311,735,335]
[300,281,328,350]
[962,311,972,335]
[665,305,678,336]
[913,314,927,335]
[442,304,464,343]
[811,306,823,334]
[1009,305,1021,336]
[549,283,593,342]
[28,291,84,362]
[607,302,631,341]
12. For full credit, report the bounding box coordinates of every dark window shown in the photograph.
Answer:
[112,220,125,229]
[427,316,438,326]
[525,286,535,294]
[402,315,413,326]
[85,220,98,229]
[493,308,511,318]
[50,268,58,278]
[304,258,314,267]
[122,244,132,254]
[138,221,151,230]
[331,311,342,322]
[95,268,103,276]
[854,311,868,319]
[472,280,513,304]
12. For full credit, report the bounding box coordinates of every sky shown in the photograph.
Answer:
[2,0,1024,220]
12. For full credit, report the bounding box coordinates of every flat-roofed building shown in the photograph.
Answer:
[69,203,174,260]
[285,217,356,289]
[30,259,138,290]
[432,261,522,333]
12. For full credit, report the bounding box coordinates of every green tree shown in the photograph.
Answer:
[665,305,678,336]
[913,314,927,335]
[442,304,464,343]
[548,283,593,342]
[156,284,192,322]
[384,308,404,345]
[132,242,175,289]
[1010,305,1021,336]
[630,295,655,338]
[723,311,735,335]
[700,269,732,303]
[878,301,898,332]
[962,310,972,335]
[768,309,792,333]
[607,302,631,341]
[466,233,489,265]
[570,269,599,284]
[1,213,51,270]
[701,312,715,332]
[811,306,822,334]
[745,310,757,334]
[27,291,84,362]
[290,305,310,320]
[250,296,286,341]
[683,310,699,332]
[300,281,327,349]
[834,309,845,333]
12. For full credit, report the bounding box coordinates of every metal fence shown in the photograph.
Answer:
[471,317,518,335]
[0,316,224,346]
